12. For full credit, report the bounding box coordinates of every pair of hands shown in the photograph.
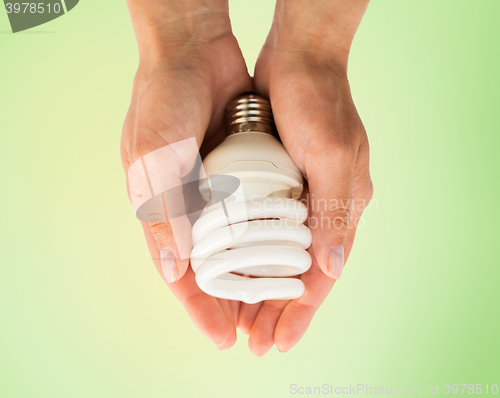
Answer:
[121,1,372,356]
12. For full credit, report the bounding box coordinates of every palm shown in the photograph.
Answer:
[122,33,255,348]
[239,51,351,355]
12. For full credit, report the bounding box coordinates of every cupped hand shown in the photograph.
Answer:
[121,28,252,348]
[240,33,373,354]
[122,0,372,355]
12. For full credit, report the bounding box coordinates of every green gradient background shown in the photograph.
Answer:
[0,1,499,397]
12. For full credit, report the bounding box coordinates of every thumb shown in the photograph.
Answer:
[127,138,200,283]
[150,217,191,284]
[306,147,356,280]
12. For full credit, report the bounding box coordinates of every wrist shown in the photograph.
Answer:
[127,0,232,66]
[269,0,370,71]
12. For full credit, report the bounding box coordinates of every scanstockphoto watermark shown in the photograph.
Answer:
[3,1,80,33]
[290,384,423,395]
[290,383,499,395]
[128,138,380,260]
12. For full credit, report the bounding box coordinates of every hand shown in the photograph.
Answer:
[121,0,252,348]
[240,0,373,354]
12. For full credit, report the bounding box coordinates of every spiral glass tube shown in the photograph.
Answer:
[191,92,312,304]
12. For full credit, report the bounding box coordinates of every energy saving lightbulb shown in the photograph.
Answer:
[190,92,312,304]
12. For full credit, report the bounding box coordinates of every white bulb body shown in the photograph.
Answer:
[191,132,312,304]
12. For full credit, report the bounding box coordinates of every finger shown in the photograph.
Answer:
[344,140,373,260]
[141,221,233,347]
[248,300,288,357]
[274,252,336,353]
[129,138,201,282]
[238,302,263,335]
[215,299,239,350]
[150,216,191,283]
[306,140,358,280]
[228,299,241,327]
[274,143,373,353]
[342,193,371,263]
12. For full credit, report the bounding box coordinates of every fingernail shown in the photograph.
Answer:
[160,249,177,283]
[214,336,228,349]
[328,245,344,279]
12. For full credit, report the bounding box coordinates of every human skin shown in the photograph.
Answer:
[121,0,372,355]
[121,0,251,349]
[244,0,373,355]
